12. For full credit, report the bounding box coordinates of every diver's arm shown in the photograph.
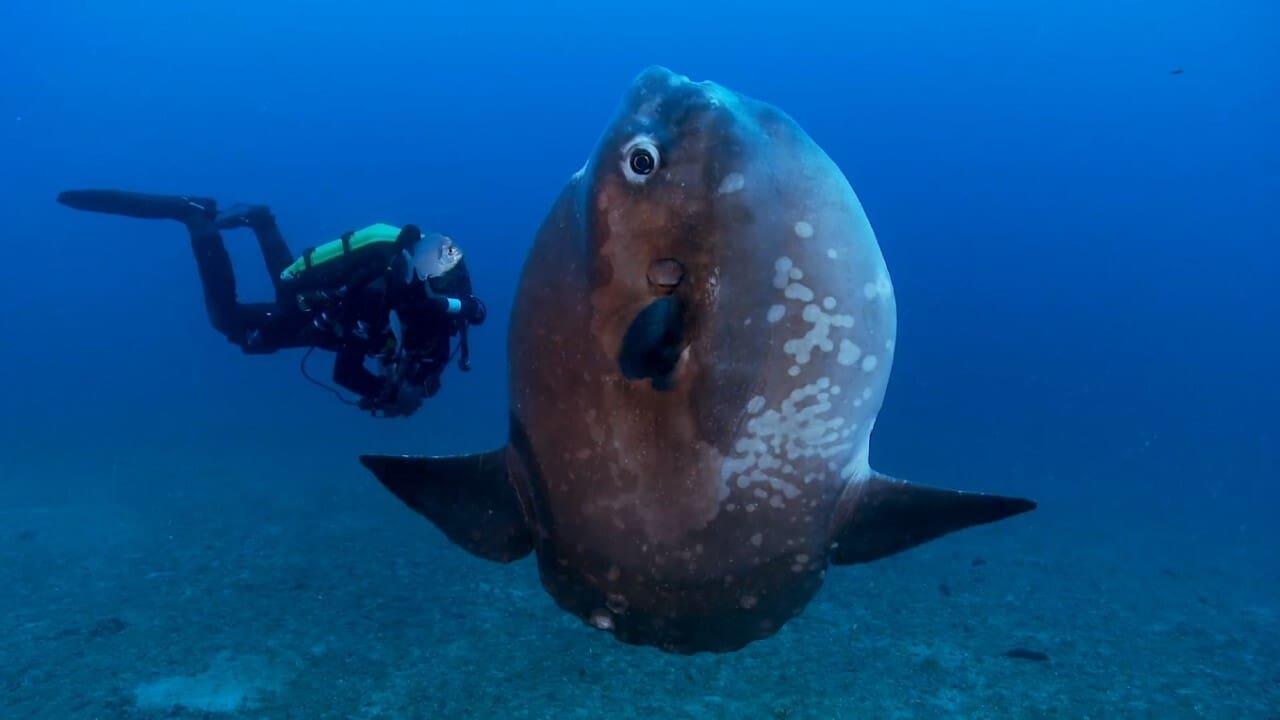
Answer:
[403,294,487,325]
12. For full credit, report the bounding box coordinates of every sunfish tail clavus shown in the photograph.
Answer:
[362,66,1035,654]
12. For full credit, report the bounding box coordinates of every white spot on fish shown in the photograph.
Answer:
[838,340,862,366]
[783,302,853,366]
[767,304,786,323]
[822,297,836,310]
[789,267,803,280]
[863,276,894,300]
[827,248,838,259]
[720,379,850,501]
[747,396,766,414]
[794,221,814,238]
[773,257,793,289]
[718,172,745,195]
[877,275,893,297]
[861,355,879,373]
[750,533,763,547]
[788,366,801,377]
[784,283,815,302]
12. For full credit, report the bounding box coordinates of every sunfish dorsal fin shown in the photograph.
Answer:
[829,473,1035,565]
[360,450,533,563]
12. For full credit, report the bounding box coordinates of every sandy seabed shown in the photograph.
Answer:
[2,481,1276,720]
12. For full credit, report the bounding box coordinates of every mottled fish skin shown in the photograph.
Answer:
[363,65,1030,653]
[508,66,896,652]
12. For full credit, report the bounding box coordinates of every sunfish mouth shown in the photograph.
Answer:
[618,295,686,389]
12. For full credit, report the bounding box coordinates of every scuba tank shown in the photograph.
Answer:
[278,224,405,292]
[280,224,419,335]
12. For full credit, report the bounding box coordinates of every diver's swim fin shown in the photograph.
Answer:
[829,473,1035,565]
[57,190,217,223]
[360,450,533,563]
[214,203,272,230]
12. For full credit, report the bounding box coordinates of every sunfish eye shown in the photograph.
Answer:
[621,136,660,184]
[630,148,655,174]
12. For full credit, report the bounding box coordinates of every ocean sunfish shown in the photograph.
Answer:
[362,66,1035,653]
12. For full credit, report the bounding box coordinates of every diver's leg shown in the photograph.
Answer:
[230,303,319,354]
[57,189,239,339]
[253,214,294,281]
[186,216,250,345]
[57,189,216,222]
[55,189,301,350]
[216,204,295,304]
[216,205,294,278]
[194,225,320,353]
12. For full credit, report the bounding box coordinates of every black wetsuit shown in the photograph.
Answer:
[57,190,479,412]
[197,210,461,399]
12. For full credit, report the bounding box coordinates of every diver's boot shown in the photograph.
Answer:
[56,190,217,224]
[215,203,273,230]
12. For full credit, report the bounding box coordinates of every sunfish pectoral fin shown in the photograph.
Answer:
[359,450,534,563]
[618,295,685,386]
[828,473,1036,566]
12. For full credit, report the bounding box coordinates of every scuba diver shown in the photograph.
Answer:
[56,189,487,418]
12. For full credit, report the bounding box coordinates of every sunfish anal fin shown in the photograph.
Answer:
[829,473,1036,565]
[360,450,533,563]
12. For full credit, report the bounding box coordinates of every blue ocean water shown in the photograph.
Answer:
[2,1,1277,717]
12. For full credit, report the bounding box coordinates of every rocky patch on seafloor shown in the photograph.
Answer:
[88,617,129,638]
[1003,647,1050,662]
[132,653,291,715]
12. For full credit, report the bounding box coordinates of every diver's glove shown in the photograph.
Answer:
[362,383,426,418]
[358,375,424,418]
[391,383,426,416]
[460,295,487,325]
